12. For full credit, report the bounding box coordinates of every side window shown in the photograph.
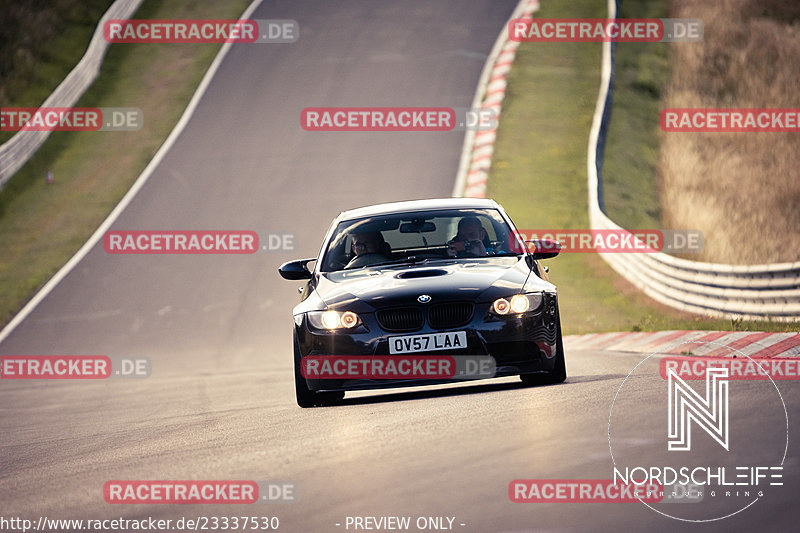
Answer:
[323,233,349,271]
[487,218,510,252]
[479,216,498,241]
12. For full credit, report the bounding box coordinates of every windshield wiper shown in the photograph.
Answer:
[490,252,524,257]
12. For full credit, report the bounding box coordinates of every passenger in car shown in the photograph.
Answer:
[447,216,492,257]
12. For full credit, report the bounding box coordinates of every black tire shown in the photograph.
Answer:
[293,336,346,408]
[315,390,345,406]
[294,335,318,408]
[520,317,566,386]
[294,356,317,408]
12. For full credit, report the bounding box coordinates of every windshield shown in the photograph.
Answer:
[320,208,523,272]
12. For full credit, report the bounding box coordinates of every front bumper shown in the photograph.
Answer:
[294,294,560,392]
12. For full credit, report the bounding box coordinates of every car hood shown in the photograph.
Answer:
[309,257,555,312]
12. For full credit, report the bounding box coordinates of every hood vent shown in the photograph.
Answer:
[396,269,449,279]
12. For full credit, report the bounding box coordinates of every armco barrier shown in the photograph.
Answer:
[455,0,799,322]
[588,0,800,321]
[0,0,144,190]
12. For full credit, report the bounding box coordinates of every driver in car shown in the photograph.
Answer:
[345,231,392,267]
[447,216,492,257]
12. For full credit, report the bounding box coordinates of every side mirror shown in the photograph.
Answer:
[529,239,561,260]
[278,258,316,280]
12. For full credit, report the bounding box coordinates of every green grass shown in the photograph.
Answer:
[1,0,794,335]
[0,0,251,327]
[0,0,115,144]
[486,0,795,334]
[602,0,669,229]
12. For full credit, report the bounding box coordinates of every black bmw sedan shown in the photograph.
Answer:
[278,198,565,407]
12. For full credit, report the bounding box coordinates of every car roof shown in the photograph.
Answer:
[337,198,501,221]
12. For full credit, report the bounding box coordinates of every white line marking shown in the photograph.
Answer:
[452,0,539,197]
[0,0,267,347]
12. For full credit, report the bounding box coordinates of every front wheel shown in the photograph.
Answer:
[520,317,566,386]
[294,336,345,408]
[294,348,317,408]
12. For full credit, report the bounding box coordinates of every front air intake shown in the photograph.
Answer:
[428,302,474,329]
[376,307,424,332]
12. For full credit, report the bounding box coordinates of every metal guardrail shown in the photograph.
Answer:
[588,0,800,321]
[0,0,144,189]
[6,0,796,321]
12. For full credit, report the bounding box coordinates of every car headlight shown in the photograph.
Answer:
[307,310,362,329]
[491,293,542,316]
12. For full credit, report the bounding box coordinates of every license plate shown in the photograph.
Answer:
[388,331,467,354]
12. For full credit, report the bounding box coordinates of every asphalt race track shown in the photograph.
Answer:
[0,1,797,532]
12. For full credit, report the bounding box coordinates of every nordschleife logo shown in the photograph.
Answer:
[667,366,729,451]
